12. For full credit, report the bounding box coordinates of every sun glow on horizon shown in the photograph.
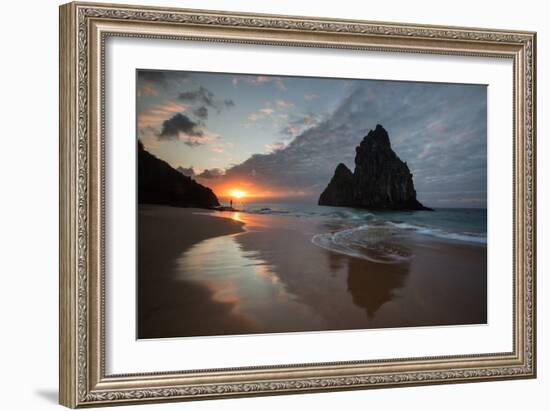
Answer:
[209,182,312,202]
[229,189,247,199]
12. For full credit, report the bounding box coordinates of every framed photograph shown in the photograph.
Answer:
[59,2,537,408]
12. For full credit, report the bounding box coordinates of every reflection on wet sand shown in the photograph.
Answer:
[345,256,408,318]
[138,205,487,339]
[137,205,256,339]
[177,233,326,334]
[175,212,414,334]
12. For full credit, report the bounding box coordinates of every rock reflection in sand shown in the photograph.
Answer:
[170,210,486,337]
[175,211,413,334]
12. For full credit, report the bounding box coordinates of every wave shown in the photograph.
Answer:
[241,204,486,262]
[386,222,487,244]
[311,224,412,264]
[311,219,486,263]
[244,206,375,222]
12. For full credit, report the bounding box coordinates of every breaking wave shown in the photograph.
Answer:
[311,220,486,263]
[386,222,487,244]
[311,224,412,264]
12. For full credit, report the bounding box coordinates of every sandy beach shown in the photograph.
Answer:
[138,204,486,339]
[138,205,247,338]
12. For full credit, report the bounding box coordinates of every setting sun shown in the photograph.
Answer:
[229,189,247,199]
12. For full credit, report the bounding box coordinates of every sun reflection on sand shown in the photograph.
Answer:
[176,229,323,329]
[141,206,487,337]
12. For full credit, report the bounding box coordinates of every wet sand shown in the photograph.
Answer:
[138,205,487,339]
[138,205,248,338]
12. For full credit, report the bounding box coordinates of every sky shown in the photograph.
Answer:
[137,69,487,208]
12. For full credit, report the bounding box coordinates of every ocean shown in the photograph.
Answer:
[137,203,488,337]
[239,202,487,263]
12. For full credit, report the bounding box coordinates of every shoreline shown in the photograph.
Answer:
[138,204,249,339]
[138,204,487,338]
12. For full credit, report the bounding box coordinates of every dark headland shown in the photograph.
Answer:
[138,140,220,208]
[318,124,432,211]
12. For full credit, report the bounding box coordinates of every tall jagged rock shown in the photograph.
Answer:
[317,163,354,206]
[318,125,431,211]
[138,140,220,208]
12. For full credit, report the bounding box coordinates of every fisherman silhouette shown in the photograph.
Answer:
[230,199,233,209]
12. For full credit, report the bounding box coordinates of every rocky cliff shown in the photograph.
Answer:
[318,125,431,211]
[317,163,354,206]
[138,141,220,208]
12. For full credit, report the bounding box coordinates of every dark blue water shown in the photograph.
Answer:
[242,202,487,246]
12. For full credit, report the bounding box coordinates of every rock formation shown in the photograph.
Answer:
[318,124,431,211]
[317,163,354,206]
[138,140,220,208]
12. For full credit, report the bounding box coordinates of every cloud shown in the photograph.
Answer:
[280,112,322,138]
[303,113,321,126]
[177,166,225,181]
[247,104,276,123]
[138,84,158,97]
[177,166,196,178]
[276,99,294,109]
[248,113,262,122]
[217,81,487,207]
[137,70,167,85]
[138,127,161,151]
[178,86,235,113]
[304,93,319,101]
[265,142,286,153]
[193,106,209,120]
[179,86,215,106]
[238,75,287,91]
[182,133,217,147]
[247,101,289,125]
[137,70,189,88]
[211,146,225,154]
[138,100,219,148]
[275,79,287,91]
[281,124,302,138]
[197,168,225,179]
[137,101,187,129]
[158,113,210,147]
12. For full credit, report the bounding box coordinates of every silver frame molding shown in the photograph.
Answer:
[59,2,537,408]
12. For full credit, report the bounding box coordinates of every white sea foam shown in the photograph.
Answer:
[311,217,486,262]
[386,221,487,244]
[311,224,412,263]
[242,203,487,259]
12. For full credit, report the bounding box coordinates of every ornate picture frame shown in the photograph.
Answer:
[59,2,536,408]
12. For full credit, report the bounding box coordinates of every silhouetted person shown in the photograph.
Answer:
[230,199,233,209]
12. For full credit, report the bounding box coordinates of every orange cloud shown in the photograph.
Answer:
[202,178,310,202]
[138,101,187,129]
[248,103,276,123]
[178,132,217,147]
[140,84,158,96]
[265,142,285,153]
[210,142,225,153]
